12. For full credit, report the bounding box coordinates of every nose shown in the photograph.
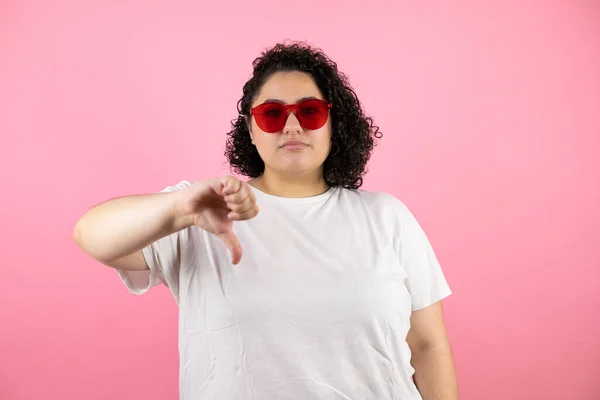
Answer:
[283,111,301,135]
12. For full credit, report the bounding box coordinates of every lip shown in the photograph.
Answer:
[280,140,309,150]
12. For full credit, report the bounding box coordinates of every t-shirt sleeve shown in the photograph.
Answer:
[116,180,192,300]
[397,202,452,311]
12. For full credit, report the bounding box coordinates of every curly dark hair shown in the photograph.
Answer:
[225,41,382,190]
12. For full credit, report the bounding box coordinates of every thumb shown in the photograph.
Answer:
[217,229,242,265]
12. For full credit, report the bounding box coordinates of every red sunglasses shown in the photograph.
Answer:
[249,98,332,133]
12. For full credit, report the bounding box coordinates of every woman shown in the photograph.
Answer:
[74,42,458,400]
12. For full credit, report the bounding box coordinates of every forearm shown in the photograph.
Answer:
[411,343,458,400]
[73,191,191,262]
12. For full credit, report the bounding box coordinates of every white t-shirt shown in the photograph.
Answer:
[117,180,452,400]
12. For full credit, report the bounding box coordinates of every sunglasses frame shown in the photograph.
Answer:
[246,98,332,133]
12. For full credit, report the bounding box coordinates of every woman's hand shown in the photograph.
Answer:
[176,176,259,264]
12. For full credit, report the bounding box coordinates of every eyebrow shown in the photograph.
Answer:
[262,96,319,104]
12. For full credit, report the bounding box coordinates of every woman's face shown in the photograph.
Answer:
[249,71,332,177]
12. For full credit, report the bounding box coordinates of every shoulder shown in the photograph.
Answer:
[158,180,192,193]
[335,188,418,234]
[338,187,410,216]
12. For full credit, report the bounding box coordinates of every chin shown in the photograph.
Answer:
[276,160,318,175]
[269,153,328,175]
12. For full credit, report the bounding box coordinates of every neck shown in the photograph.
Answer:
[250,168,329,198]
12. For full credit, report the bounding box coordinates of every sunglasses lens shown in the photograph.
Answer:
[253,103,286,133]
[296,99,329,130]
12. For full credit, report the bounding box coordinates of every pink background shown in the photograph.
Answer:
[1,1,599,399]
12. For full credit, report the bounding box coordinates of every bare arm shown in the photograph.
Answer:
[407,301,458,400]
[73,191,192,270]
[73,177,259,270]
